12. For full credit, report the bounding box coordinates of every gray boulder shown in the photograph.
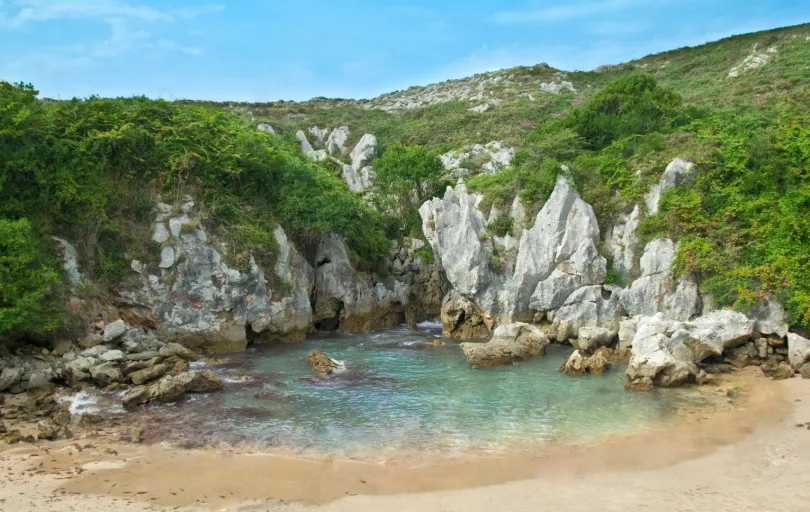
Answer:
[573,326,615,353]
[148,370,224,403]
[684,310,755,362]
[461,323,549,368]
[89,363,123,386]
[102,320,127,343]
[626,314,698,388]
[257,123,275,135]
[0,367,23,392]
[788,333,810,369]
[749,299,789,338]
[158,343,199,361]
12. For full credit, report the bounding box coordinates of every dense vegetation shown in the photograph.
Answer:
[0,82,388,338]
[2,23,809,340]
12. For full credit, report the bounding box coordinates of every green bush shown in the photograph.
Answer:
[0,219,66,335]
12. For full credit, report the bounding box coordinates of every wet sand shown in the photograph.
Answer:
[2,373,809,511]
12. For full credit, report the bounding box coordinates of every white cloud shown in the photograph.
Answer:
[0,0,217,77]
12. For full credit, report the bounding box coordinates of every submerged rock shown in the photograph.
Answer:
[307,350,340,378]
[561,347,613,376]
[460,322,549,368]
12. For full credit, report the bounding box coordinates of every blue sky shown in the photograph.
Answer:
[0,1,807,101]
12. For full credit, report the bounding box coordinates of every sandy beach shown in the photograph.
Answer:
[1,373,809,511]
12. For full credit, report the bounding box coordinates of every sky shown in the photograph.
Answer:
[0,0,807,102]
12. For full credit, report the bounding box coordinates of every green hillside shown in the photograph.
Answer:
[2,22,810,341]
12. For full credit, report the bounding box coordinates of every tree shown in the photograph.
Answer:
[566,74,683,149]
[0,218,65,335]
[372,144,445,237]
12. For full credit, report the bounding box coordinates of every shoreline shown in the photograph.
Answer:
[2,369,804,511]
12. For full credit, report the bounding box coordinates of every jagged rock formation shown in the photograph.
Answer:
[460,323,549,368]
[439,142,515,178]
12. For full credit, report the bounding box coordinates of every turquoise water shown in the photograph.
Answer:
[131,323,706,456]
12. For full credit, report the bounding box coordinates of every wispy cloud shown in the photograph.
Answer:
[0,0,220,77]
[493,0,641,24]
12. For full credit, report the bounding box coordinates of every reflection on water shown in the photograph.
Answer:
[76,324,711,457]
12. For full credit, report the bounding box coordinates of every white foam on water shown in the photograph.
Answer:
[189,361,206,369]
[417,320,442,330]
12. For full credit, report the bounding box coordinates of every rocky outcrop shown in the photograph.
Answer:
[52,237,83,287]
[440,142,515,178]
[646,159,694,215]
[256,123,275,135]
[460,323,549,368]
[626,314,698,388]
[619,239,701,321]
[312,234,411,332]
[421,174,622,339]
[326,126,350,155]
[562,347,613,375]
[119,197,315,353]
[122,370,223,408]
[306,350,340,378]
[296,130,327,162]
[539,80,576,94]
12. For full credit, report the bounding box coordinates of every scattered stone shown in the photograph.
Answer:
[0,367,23,392]
[307,350,340,378]
[129,364,169,386]
[625,377,654,391]
[79,413,103,426]
[122,386,151,409]
[158,343,199,361]
[123,426,144,444]
[53,339,72,356]
[99,350,125,362]
[461,323,549,368]
[89,363,123,386]
[78,333,103,349]
[37,418,63,440]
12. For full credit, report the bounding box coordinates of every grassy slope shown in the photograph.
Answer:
[179,23,810,156]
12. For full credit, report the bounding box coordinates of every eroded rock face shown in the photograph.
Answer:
[313,234,411,332]
[460,323,549,368]
[326,126,350,155]
[441,290,490,339]
[439,142,515,178]
[619,239,701,321]
[573,326,615,353]
[119,198,315,352]
[546,286,621,342]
